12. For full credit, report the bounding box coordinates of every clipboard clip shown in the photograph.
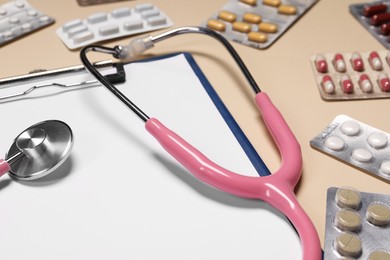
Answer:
[0,61,126,101]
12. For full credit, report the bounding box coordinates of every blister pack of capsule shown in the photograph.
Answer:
[310,115,390,183]
[0,0,55,46]
[77,0,129,6]
[202,0,318,49]
[310,50,390,100]
[56,3,173,50]
[324,187,390,259]
[350,1,390,49]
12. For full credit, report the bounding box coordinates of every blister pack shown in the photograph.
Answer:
[310,50,390,101]
[56,3,173,50]
[324,187,390,259]
[310,115,390,183]
[0,0,54,46]
[202,0,318,49]
[76,0,129,6]
[350,1,390,49]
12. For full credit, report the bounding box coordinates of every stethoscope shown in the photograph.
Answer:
[80,26,321,260]
[0,120,73,180]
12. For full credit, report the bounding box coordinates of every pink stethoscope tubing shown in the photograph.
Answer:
[0,160,10,176]
[79,26,322,259]
[146,92,321,260]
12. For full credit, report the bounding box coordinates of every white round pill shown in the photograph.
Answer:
[325,136,345,151]
[351,148,372,163]
[340,120,360,136]
[0,8,7,15]
[14,1,24,8]
[27,10,38,16]
[380,160,390,175]
[39,16,50,23]
[367,132,388,149]
[22,23,32,31]
[9,17,20,24]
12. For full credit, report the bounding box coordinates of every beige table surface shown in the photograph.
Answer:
[1,0,389,252]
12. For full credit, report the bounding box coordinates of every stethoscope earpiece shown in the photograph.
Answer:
[0,120,73,180]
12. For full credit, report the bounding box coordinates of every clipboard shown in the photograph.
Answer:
[0,53,301,259]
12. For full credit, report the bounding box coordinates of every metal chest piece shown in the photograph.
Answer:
[5,120,73,180]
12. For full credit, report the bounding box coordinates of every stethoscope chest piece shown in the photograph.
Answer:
[5,120,73,180]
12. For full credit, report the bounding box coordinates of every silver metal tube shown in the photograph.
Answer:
[150,26,203,43]
[150,26,261,94]
[6,151,24,165]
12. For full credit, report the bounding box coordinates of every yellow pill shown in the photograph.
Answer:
[366,202,390,226]
[240,0,257,6]
[335,187,361,209]
[218,10,237,23]
[369,250,390,260]
[263,0,281,7]
[243,13,262,24]
[207,19,226,32]
[233,21,251,33]
[248,31,267,43]
[334,232,362,257]
[258,22,278,33]
[278,5,298,15]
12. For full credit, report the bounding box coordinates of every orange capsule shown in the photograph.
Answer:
[207,19,226,32]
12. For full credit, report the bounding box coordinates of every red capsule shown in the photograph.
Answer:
[321,75,335,94]
[333,53,347,72]
[378,72,390,91]
[381,22,390,35]
[340,75,354,93]
[371,12,390,26]
[315,54,328,73]
[358,74,373,93]
[351,52,364,71]
[363,3,387,17]
[368,51,383,70]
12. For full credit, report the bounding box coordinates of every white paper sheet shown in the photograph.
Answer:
[0,53,301,259]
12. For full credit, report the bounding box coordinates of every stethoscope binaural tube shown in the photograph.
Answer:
[80,26,322,260]
[0,120,73,180]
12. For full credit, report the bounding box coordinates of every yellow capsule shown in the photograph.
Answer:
[218,10,237,23]
[233,21,251,33]
[207,19,226,32]
[240,0,257,6]
[247,31,267,43]
[258,22,278,33]
[243,13,262,24]
[278,5,298,15]
[263,0,281,7]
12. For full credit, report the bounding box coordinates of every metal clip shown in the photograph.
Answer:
[0,61,126,102]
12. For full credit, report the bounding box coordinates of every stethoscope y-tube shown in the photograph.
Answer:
[80,26,321,260]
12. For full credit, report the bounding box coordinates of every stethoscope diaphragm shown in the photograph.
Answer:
[3,120,73,180]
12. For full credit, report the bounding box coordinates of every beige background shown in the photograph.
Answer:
[1,0,389,249]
